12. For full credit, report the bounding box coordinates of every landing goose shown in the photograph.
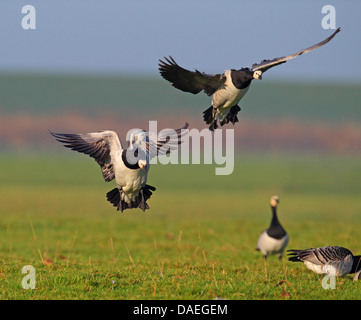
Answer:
[257,195,289,260]
[288,246,361,279]
[50,122,188,212]
[159,28,340,131]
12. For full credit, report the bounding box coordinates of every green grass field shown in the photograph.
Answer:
[1,153,361,300]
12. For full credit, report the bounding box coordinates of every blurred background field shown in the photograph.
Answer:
[1,74,361,154]
[1,0,361,300]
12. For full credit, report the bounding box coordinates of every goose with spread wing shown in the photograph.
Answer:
[50,123,188,212]
[159,28,340,131]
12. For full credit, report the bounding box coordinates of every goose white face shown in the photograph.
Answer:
[138,159,148,170]
[270,195,279,207]
[353,270,361,281]
[253,70,262,80]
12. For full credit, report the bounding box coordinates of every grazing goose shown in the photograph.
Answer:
[50,123,188,212]
[257,195,289,260]
[288,246,361,279]
[159,28,340,131]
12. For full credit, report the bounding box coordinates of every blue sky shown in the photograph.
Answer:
[0,0,360,81]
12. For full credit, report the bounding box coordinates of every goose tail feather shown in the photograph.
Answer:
[287,249,304,262]
[106,184,156,212]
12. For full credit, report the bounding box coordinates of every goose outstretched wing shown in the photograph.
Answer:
[159,56,226,96]
[50,130,122,182]
[252,27,340,73]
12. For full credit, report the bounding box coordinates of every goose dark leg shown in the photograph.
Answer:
[263,255,268,280]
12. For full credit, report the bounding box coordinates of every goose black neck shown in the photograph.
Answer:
[230,69,253,89]
[270,206,280,227]
[267,205,287,239]
[122,150,140,170]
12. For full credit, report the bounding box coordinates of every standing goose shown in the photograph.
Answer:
[257,195,289,260]
[288,246,361,280]
[50,122,188,212]
[159,28,340,131]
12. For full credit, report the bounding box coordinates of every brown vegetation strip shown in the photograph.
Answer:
[0,113,360,154]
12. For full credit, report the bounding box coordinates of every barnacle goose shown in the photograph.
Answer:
[50,123,188,212]
[159,28,340,131]
[257,195,289,260]
[288,246,361,279]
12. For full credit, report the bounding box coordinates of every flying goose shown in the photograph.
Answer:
[257,195,289,260]
[159,28,340,131]
[288,246,361,280]
[50,122,188,212]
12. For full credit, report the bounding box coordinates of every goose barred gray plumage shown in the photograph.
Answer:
[159,28,340,131]
[288,246,361,279]
[256,195,289,260]
[50,122,188,212]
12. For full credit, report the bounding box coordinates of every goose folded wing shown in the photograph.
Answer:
[317,246,353,262]
[252,27,340,73]
[159,56,225,96]
[50,130,122,182]
[307,246,352,265]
